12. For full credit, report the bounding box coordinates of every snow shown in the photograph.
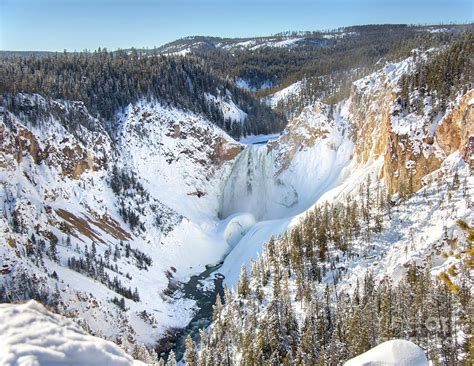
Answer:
[217,100,354,287]
[224,37,303,51]
[265,80,305,109]
[322,152,473,296]
[235,79,273,92]
[322,31,358,39]
[0,301,144,366]
[265,37,303,48]
[205,93,248,123]
[222,40,256,50]
[219,217,292,285]
[426,27,455,34]
[2,49,472,363]
[344,340,428,366]
[163,48,191,57]
[235,78,254,91]
[0,96,241,349]
[221,213,257,248]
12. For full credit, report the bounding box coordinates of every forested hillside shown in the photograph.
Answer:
[0,51,286,138]
[161,24,472,115]
[192,175,473,364]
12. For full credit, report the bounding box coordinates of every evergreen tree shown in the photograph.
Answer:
[184,335,198,366]
[237,263,249,298]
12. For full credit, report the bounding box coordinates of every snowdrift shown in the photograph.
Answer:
[344,340,428,366]
[0,301,144,366]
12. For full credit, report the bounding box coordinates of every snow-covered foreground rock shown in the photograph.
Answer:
[0,301,144,366]
[344,340,428,366]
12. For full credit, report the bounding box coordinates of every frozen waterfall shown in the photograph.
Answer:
[219,144,298,221]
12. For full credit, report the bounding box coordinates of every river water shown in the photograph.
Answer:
[166,263,225,361]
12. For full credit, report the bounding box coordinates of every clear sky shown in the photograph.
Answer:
[1,0,472,51]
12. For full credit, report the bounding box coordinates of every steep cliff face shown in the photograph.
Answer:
[220,100,353,221]
[196,48,473,366]
[2,95,110,179]
[382,91,473,196]
[347,52,473,195]
[349,69,395,164]
[436,91,474,160]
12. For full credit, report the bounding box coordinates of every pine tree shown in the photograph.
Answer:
[167,350,177,366]
[48,240,58,262]
[237,263,249,298]
[184,335,198,366]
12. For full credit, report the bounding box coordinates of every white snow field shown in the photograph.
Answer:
[0,301,144,366]
[264,80,306,109]
[344,340,429,366]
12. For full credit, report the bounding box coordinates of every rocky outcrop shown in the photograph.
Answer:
[436,91,474,160]
[347,57,473,195]
[15,129,45,164]
[349,80,395,165]
[269,101,346,175]
[383,92,473,195]
[8,125,103,180]
[215,137,243,163]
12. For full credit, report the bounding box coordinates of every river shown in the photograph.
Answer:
[164,262,225,361]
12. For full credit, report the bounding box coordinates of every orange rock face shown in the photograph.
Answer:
[215,137,243,163]
[436,90,474,159]
[350,75,472,195]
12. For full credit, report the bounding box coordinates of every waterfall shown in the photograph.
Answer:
[219,144,298,221]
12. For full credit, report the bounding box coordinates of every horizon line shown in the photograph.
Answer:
[1,21,472,53]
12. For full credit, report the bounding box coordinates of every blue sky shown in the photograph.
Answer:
[1,0,472,51]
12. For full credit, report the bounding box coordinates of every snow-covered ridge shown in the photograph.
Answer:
[264,79,306,109]
[157,35,327,55]
[205,92,248,123]
[216,48,473,287]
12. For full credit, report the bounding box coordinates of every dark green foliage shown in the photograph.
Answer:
[67,241,145,301]
[0,269,61,309]
[200,260,470,365]
[0,50,286,137]
[398,32,473,114]
[197,174,471,365]
[190,24,472,118]
[111,296,126,311]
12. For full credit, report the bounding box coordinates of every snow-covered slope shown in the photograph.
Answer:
[216,50,473,289]
[264,80,306,109]
[205,93,248,124]
[192,48,473,365]
[157,35,328,55]
[0,300,144,366]
[0,95,243,357]
[344,340,428,366]
[221,101,352,221]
